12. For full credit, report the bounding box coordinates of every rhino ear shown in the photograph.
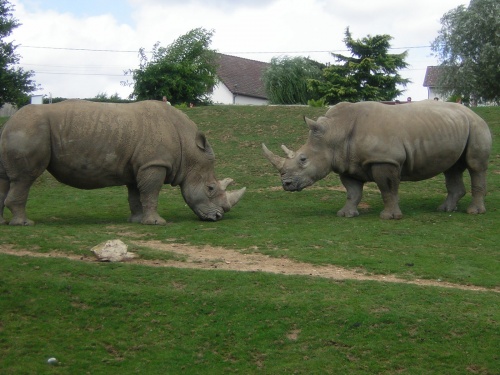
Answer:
[196,131,215,157]
[304,117,326,137]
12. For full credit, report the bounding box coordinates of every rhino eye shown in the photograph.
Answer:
[207,184,217,197]
[299,155,307,164]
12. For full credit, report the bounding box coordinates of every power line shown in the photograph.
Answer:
[20,44,433,78]
[28,66,428,78]
[19,44,432,54]
[227,46,431,54]
[22,62,129,69]
[35,71,127,76]
[20,45,139,53]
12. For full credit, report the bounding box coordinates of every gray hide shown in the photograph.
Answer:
[0,100,245,225]
[263,100,491,219]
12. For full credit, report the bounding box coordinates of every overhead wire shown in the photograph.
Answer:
[18,44,434,77]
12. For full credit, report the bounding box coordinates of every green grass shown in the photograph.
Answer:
[1,105,499,374]
[1,254,498,374]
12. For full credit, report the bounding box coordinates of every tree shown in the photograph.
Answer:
[262,56,324,105]
[431,0,499,105]
[309,28,410,104]
[90,92,132,103]
[126,28,218,105]
[0,0,37,108]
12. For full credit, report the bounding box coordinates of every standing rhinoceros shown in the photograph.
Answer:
[262,100,491,219]
[0,100,245,225]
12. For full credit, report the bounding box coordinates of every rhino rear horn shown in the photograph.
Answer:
[227,187,246,208]
[219,178,234,190]
[281,144,296,159]
[262,143,285,171]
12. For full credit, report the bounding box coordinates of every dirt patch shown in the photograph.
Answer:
[0,241,497,293]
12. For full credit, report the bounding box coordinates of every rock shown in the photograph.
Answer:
[90,239,136,262]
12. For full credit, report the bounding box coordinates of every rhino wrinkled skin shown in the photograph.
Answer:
[263,100,491,219]
[0,100,245,225]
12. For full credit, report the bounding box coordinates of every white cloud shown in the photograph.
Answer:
[10,0,468,100]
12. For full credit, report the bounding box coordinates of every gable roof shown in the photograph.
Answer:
[216,54,269,99]
[423,66,442,87]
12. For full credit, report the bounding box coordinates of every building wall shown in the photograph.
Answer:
[210,81,268,105]
[427,87,446,101]
[210,81,234,104]
[30,95,44,105]
[234,94,268,105]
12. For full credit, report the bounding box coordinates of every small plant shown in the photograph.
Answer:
[307,98,327,107]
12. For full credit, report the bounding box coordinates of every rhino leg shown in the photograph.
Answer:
[1,126,50,225]
[438,164,466,212]
[4,178,35,226]
[0,176,8,225]
[337,174,363,218]
[127,184,144,223]
[136,166,167,225]
[371,164,403,220]
[467,169,487,214]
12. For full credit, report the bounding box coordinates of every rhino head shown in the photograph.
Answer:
[181,132,246,221]
[262,117,332,191]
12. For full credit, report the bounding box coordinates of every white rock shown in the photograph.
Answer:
[90,239,136,262]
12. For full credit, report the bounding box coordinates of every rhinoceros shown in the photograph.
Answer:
[0,100,245,225]
[262,100,491,219]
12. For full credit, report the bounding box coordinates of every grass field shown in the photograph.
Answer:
[0,104,499,374]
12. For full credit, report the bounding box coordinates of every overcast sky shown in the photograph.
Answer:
[10,0,468,101]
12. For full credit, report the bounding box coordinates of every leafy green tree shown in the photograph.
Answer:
[431,0,499,105]
[310,28,410,104]
[90,92,131,103]
[126,28,218,105]
[262,56,324,105]
[0,0,37,108]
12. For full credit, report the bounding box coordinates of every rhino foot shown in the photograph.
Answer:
[337,207,359,218]
[437,203,458,212]
[9,218,35,226]
[379,210,403,220]
[128,214,143,224]
[141,214,167,226]
[466,204,486,215]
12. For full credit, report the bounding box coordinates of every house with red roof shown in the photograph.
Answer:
[423,66,446,101]
[211,54,269,105]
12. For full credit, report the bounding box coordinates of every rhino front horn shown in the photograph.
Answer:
[262,143,285,171]
[227,187,246,208]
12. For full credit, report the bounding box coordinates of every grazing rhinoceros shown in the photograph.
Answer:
[0,100,245,225]
[262,100,491,219]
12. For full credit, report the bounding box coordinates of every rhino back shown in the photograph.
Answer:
[9,100,195,188]
[325,101,489,181]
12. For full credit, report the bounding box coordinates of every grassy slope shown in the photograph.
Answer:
[0,105,499,374]
[1,106,499,286]
[186,105,500,288]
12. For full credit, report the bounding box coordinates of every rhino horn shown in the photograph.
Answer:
[219,178,234,190]
[227,187,246,208]
[262,143,285,171]
[281,144,296,159]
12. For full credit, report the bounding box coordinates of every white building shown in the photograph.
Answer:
[210,54,269,105]
[30,95,44,105]
[423,66,446,101]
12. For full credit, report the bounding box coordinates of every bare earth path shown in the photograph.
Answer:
[0,241,497,293]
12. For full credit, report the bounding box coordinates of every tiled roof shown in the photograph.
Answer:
[216,54,269,99]
[423,66,442,87]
